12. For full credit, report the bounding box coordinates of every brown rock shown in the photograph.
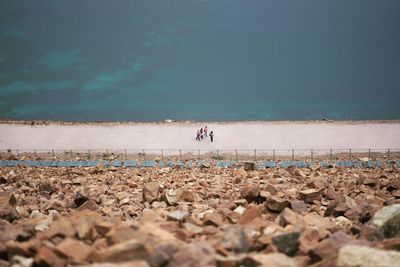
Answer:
[298,228,320,254]
[168,242,216,267]
[77,200,98,211]
[290,200,308,214]
[240,184,260,203]
[325,195,357,217]
[276,208,304,228]
[106,225,138,245]
[244,253,297,267]
[38,182,55,196]
[244,162,255,171]
[91,239,149,263]
[74,186,90,208]
[238,205,262,225]
[299,189,321,204]
[363,177,377,187]
[55,238,93,264]
[267,196,290,212]
[203,213,224,227]
[308,231,353,262]
[142,182,160,203]
[264,183,278,195]
[179,190,195,202]
[6,239,39,258]
[387,180,400,191]
[35,246,66,267]
[0,192,19,222]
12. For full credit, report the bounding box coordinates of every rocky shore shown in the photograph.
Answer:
[1,164,400,267]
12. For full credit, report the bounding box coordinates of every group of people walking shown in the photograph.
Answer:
[196,126,214,142]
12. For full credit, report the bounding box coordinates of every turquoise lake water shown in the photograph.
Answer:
[1,1,400,121]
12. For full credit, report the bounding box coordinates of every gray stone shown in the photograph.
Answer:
[272,232,300,256]
[337,245,400,267]
[167,210,189,222]
[368,204,400,240]
[221,226,249,253]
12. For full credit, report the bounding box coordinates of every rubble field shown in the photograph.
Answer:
[1,163,400,267]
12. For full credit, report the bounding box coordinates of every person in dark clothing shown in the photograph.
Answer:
[196,130,200,141]
[209,131,214,142]
[200,128,203,135]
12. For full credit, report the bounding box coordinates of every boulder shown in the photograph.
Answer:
[299,189,321,204]
[142,182,160,203]
[337,245,400,267]
[266,196,290,212]
[367,204,400,240]
[0,192,19,222]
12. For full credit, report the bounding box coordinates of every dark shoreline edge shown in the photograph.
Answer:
[1,118,400,126]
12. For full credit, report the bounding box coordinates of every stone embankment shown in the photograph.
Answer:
[1,164,400,266]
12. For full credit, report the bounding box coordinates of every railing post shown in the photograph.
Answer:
[16,149,19,156]
[217,149,219,156]
[235,149,238,161]
[254,149,256,161]
[161,149,163,160]
[124,149,127,160]
[179,149,182,159]
[311,149,313,162]
[106,149,109,157]
[52,149,55,157]
[198,149,200,160]
[291,149,294,161]
[330,149,333,161]
[273,149,276,161]
[34,149,37,158]
[387,149,390,160]
[143,149,145,159]
[368,149,371,159]
[349,149,352,160]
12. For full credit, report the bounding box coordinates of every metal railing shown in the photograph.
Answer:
[1,148,399,162]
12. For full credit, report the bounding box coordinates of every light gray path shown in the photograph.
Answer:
[0,122,399,151]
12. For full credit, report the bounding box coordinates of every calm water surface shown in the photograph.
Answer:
[1,0,400,121]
